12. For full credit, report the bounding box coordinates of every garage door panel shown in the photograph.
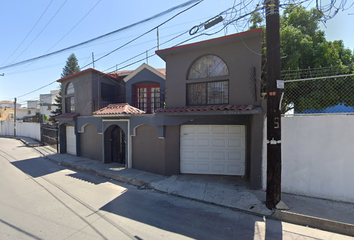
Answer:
[66,126,76,155]
[197,151,209,159]
[212,126,225,134]
[197,138,209,147]
[180,125,245,176]
[197,126,209,134]
[211,151,225,160]
[197,164,210,172]
[228,125,245,135]
[228,151,243,160]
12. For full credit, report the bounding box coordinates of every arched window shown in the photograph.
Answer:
[65,82,75,113]
[186,55,229,106]
[188,55,229,79]
[66,82,75,95]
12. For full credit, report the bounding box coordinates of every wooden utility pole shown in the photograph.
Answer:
[265,0,282,209]
[92,52,95,69]
[14,98,17,138]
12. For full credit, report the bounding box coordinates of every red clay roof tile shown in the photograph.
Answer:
[155,105,255,113]
[93,103,145,115]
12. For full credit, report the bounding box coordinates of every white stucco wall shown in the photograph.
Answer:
[0,121,40,140]
[263,115,354,203]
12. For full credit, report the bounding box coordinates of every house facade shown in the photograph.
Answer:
[127,28,265,188]
[56,28,265,189]
[55,68,126,158]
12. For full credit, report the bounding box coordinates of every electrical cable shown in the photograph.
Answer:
[81,0,204,69]
[9,0,69,64]
[1,0,54,66]
[0,0,202,71]
[46,0,102,53]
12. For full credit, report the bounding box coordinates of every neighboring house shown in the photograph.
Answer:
[39,90,60,120]
[124,63,165,113]
[0,100,21,109]
[27,100,40,109]
[90,63,165,165]
[0,108,14,121]
[55,68,127,158]
[16,108,38,121]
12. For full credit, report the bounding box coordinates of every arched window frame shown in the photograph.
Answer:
[186,55,230,106]
[64,82,75,113]
[65,82,75,95]
[187,54,229,80]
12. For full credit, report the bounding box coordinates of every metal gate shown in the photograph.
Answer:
[40,123,58,151]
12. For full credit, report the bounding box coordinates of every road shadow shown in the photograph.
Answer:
[66,172,106,185]
[11,157,64,178]
[99,188,273,240]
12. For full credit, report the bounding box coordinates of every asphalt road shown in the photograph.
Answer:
[0,137,352,240]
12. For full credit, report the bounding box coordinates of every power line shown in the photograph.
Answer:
[81,0,204,69]
[10,0,253,101]
[1,0,54,66]
[46,0,102,53]
[0,0,202,71]
[9,0,69,64]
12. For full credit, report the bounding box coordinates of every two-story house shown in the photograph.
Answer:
[55,68,126,158]
[123,28,265,189]
[56,28,264,189]
[56,64,166,167]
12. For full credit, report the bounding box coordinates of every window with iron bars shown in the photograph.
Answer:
[186,80,229,105]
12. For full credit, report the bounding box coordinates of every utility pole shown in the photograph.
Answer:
[14,98,17,138]
[157,27,160,50]
[92,52,95,69]
[265,0,282,209]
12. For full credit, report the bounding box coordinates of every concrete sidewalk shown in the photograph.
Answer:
[19,137,354,237]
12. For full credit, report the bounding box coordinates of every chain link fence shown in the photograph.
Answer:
[280,66,354,115]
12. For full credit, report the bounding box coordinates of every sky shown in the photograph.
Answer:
[0,0,353,108]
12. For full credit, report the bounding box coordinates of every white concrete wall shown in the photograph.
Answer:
[262,115,354,203]
[0,121,40,140]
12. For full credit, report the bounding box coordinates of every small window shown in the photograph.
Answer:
[188,55,229,79]
[65,97,75,113]
[66,82,75,95]
[187,80,229,105]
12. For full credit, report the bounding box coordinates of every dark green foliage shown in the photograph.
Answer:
[51,89,62,117]
[61,53,80,78]
[250,5,354,113]
[51,53,80,117]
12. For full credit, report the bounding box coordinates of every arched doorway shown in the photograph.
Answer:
[104,125,126,164]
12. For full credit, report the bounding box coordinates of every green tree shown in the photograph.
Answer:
[250,5,354,113]
[61,53,80,78]
[51,53,80,117]
[51,89,62,117]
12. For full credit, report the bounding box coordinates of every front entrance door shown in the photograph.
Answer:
[111,126,125,164]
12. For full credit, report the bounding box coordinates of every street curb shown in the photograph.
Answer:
[19,138,43,147]
[34,147,354,237]
[273,210,354,237]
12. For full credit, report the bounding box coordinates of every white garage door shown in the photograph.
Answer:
[66,126,76,155]
[180,125,245,176]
